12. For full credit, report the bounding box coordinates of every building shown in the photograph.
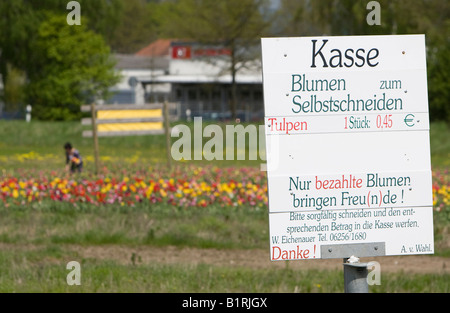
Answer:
[109,53,169,105]
[110,39,263,121]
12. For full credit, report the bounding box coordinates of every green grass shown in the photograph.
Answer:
[0,247,448,292]
[0,120,266,171]
[0,203,268,249]
[0,120,165,154]
[0,120,167,171]
[0,202,448,256]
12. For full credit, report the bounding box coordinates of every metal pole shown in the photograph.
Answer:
[343,257,369,293]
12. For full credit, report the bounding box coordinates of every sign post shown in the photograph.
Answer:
[261,35,433,292]
[343,258,369,293]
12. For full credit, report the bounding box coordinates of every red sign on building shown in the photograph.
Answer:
[172,45,231,59]
[172,46,192,59]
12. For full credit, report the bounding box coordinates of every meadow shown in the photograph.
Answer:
[0,120,449,292]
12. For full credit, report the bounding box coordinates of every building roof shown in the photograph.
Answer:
[114,54,169,70]
[135,39,173,57]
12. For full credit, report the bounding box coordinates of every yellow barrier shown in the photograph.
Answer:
[98,122,163,132]
[81,104,167,137]
[97,109,162,120]
[81,103,172,172]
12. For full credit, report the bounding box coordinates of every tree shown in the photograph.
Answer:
[109,0,160,53]
[0,0,39,94]
[0,0,123,117]
[22,0,124,45]
[26,14,120,120]
[2,64,26,113]
[159,0,272,118]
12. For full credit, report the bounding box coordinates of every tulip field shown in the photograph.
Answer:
[0,120,449,292]
[0,164,449,226]
[0,165,268,209]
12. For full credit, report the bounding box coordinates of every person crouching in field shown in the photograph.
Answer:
[64,142,83,174]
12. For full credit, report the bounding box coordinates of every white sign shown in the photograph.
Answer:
[262,35,433,260]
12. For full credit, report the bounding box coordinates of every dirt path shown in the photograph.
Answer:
[75,245,449,274]
[1,243,447,274]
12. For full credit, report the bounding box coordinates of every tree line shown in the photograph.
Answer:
[0,0,448,121]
